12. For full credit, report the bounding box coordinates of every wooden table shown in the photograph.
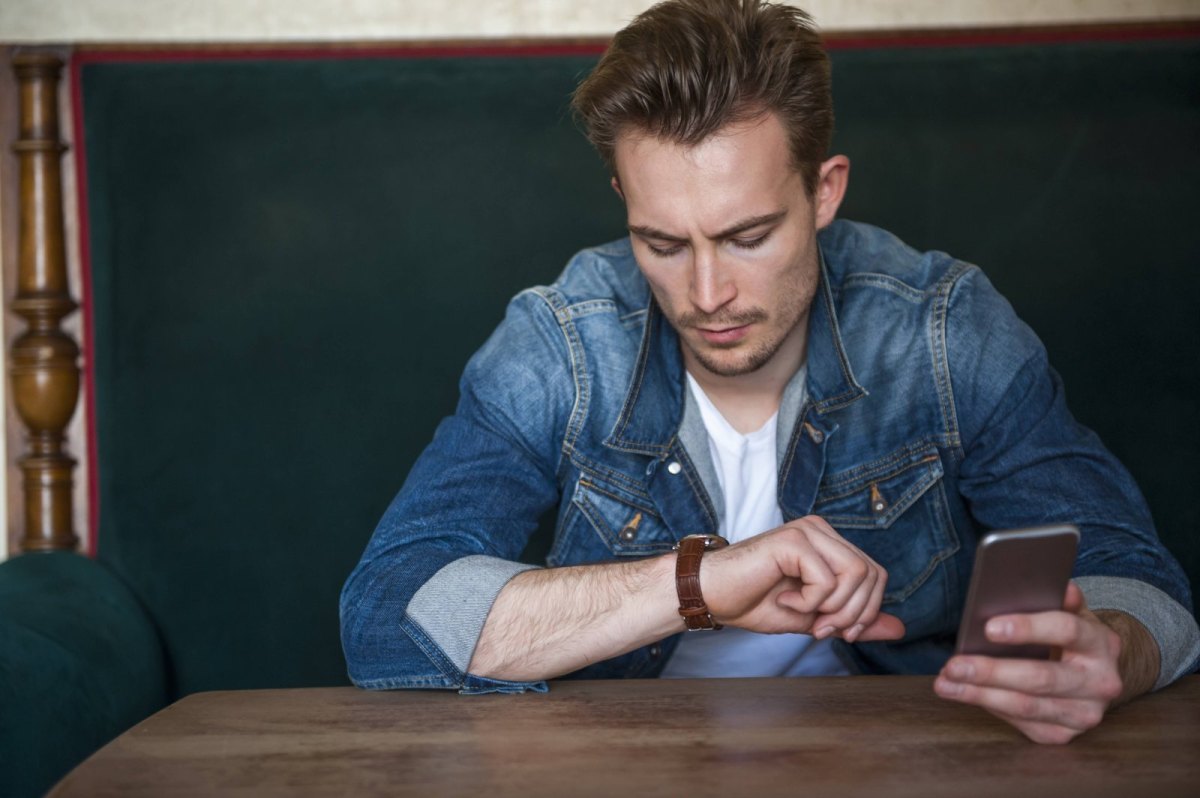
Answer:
[50,676,1200,797]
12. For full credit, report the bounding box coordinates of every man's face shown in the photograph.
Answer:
[614,114,845,382]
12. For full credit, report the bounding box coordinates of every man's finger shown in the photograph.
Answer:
[1062,580,1086,614]
[985,609,1091,650]
[809,564,882,639]
[933,677,1105,733]
[854,611,905,641]
[796,514,845,540]
[997,716,1087,745]
[808,561,875,632]
[853,555,888,634]
[940,655,1091,698]
[803,524,876,611]
[776,529,837,613]
[973,705,1089,745]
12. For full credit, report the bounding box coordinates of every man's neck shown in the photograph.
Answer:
[684,319,808,435]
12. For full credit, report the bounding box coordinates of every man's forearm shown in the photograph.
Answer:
[1094,609,1161,705]
[466,519,902,682]
[468,553,682,681]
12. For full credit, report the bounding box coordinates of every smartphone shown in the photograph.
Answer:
[954,524,1079,659]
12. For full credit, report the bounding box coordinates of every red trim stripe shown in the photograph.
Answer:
[71,42,609,66]
[824,24,1200,50]
[69,52,100,557]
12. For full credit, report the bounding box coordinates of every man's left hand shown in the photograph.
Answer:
[933,582,1127,744]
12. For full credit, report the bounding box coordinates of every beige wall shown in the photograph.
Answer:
[1,0,1198,42]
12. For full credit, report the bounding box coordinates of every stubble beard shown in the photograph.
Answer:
[674,269,816,379]
[687,323,778,377]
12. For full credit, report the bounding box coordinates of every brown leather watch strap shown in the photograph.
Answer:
[674,534,729,631]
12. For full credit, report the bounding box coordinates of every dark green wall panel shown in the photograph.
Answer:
[829,40,1200,602]
[82,54,624,695]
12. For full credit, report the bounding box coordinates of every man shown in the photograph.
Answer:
[341,0,1198,743]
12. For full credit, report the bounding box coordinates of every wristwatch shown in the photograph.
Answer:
[673,533,730,631]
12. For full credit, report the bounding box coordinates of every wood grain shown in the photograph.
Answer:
[49,676,1200,797]
[9,51,80,553]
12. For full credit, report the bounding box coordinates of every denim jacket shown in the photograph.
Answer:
[341,220,1199,694]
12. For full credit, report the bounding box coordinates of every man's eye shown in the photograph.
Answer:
[732,233,770,251]
[647,242,683,258]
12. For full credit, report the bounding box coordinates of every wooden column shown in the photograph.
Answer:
[9,52,80,553]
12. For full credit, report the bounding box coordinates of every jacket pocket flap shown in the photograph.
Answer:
[572,477,674,556]
[814,444,944,530]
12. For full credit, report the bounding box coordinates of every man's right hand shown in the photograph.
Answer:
[702,515,905,643]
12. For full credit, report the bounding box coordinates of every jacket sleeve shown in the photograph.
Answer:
[339,286,575,693]
[945,265,1199,687]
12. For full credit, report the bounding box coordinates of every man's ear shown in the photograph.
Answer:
[610,175,625,201]
[814,155,850,229]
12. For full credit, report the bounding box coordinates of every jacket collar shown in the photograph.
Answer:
[602,297,685,457]
[604,248,866,456]
[804,249,869,415]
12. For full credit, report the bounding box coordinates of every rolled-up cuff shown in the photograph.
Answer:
[406,555,541,673]
[1076,575,1200,690]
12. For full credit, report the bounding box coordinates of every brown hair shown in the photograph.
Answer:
[572,0,833,194]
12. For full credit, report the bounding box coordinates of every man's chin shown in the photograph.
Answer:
[689,344,772,378]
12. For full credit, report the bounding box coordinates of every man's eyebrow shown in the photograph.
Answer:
[628,210,787,243]
[628,224,687,243]
[715,210,787,239]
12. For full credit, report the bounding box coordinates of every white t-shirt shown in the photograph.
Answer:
[659,373,848,678]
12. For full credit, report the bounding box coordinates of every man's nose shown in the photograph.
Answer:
[689,248,737,315]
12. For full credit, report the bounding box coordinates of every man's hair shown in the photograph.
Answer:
[572,0,833,194]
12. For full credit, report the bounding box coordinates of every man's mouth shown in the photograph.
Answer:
[696,324,752,345]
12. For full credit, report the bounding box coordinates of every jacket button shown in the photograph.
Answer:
[649,645,662,658]
[870,484,887,514]
[667,461,682,475]
[619,512,642,542]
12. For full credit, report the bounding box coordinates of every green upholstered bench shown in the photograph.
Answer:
[0,553,166,798]
[3,31,1198,797]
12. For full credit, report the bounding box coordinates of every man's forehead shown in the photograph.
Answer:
[614,115,802,233]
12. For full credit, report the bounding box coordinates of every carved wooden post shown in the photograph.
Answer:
[9,52,80,552]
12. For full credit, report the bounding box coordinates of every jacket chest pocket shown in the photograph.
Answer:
[812,443,958,605]
[561,476,675,559]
